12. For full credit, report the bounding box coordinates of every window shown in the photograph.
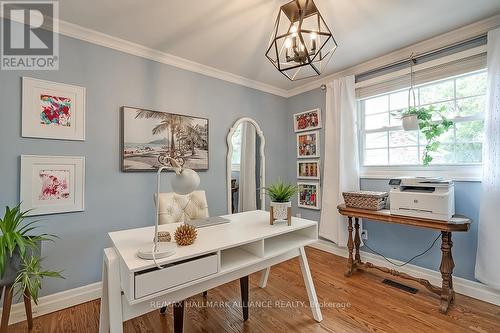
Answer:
[359,70,487,170]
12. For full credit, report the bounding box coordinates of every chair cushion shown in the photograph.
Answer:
[156,190,209,224]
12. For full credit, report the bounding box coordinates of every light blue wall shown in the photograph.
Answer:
[0,22,289,296]
[286,88,481,281]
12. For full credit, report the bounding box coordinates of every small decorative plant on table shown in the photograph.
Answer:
[395,105,453,166]
[265,180,297,226]
[0,204,63,330]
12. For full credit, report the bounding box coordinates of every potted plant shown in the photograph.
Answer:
[264,180,297,226]
[393,105,453,165]
[0,204,63,308]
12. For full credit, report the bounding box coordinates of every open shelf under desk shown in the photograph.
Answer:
[220,247,262,273]
[264,233,314,258]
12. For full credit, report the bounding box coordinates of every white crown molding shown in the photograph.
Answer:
[310,240,500,307]
[286,14,500,97]
[1,10,499,98]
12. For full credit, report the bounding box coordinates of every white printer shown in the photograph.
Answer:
[389,177,455,221]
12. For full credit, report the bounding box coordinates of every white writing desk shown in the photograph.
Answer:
[99,210,322,332]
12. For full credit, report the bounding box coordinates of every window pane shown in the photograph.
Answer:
[456,96,486,117]
[365,132,387,149]
[456,120,484,142]
[456,72,487,98]
[389,90,409,111]
[365,113,389,130]
[364,95,388,115]
[389,130,417,147]
[419,80,454,105]
[422,144,455,164]
[456,143,482,163]
[389,147,419,165]
[364,149,388,165]
[389,109,403,126]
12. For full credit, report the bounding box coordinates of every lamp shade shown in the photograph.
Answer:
[171,168,200,195]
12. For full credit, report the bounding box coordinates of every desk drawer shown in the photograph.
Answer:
[134,253,218,299]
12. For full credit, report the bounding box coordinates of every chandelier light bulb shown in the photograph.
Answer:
[284,38,292,48]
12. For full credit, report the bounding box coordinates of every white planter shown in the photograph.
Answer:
[402,114,419,131]
[270,201,291,221]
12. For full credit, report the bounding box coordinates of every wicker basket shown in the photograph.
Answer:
[342,191,388,211]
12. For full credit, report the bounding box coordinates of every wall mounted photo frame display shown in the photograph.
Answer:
[22,77,86,140]
[121,106,209,172]
[20,155,85,216]
[297,160,320,180]
[293,108,321,132]
[297,130,320,158]
[297,182,321,210]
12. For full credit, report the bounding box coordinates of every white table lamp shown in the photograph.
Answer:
[137,158,200,261]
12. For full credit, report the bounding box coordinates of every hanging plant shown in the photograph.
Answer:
[393,106,454,166]
[392,54,454,166]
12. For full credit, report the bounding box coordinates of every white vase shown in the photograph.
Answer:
[270,201,291,221]
[402,114,419,131]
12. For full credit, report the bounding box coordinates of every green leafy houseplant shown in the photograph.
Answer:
[264,180,298,203]
[394,105,453,166]
[0,204,63,304]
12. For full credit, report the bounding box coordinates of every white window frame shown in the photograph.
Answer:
[358,70,486,181]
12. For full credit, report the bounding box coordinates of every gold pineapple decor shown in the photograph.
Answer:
[174,224,197,246]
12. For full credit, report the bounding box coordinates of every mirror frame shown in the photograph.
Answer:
[226,117,266,214]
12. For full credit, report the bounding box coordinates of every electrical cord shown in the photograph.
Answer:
[362,233,441,267]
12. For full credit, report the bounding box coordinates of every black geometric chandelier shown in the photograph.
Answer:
[265,0,337,81]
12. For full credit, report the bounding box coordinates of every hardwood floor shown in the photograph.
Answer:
[9,247,500,333]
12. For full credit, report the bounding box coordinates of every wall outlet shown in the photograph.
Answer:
[361,229,368,240]
[296,213,302,218]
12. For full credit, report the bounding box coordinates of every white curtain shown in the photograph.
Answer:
[238,123,257,212]
[319,76,360,247]
[475,27,500,290]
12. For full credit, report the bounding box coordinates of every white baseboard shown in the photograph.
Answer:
[2,241,499,326]
[1,282,102,325]
[310,240,500,307]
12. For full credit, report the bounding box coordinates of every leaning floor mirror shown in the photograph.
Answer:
[226,118,265,214]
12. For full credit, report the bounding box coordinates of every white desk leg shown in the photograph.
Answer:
[259,267,270,288]
[100,248,124,333]
[298,247,322,322]
[99,255,110,333]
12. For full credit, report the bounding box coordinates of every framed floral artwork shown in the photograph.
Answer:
[293,108,321,132]
[22,77,86,140]
[297,160,320,180]
[297,182,320,210]
[20,155,85,216]
[297,130,320,158]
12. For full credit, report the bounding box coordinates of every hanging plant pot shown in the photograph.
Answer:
[402,114,419,131]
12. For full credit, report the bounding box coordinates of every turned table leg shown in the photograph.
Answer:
[345,216,355,277]
[439,231,455,313]
[354,218,361,264]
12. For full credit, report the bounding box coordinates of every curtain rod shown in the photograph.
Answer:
[356,34,487,80]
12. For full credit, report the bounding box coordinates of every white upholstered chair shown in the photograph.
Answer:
[156,190,209,224]
[155,190,210,313]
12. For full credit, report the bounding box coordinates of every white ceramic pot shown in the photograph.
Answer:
[402,114,419,131]
[270,201,291,221]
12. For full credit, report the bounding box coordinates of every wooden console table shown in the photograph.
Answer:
[337,204,471,314]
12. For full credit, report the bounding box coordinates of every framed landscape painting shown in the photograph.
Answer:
[293,108,321,132]
[20,155,85,216]
[297,130,320,158]
[297,182,320,210]
[121,106,209,172]
[297,160,320,180]
[22,77,86,140]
